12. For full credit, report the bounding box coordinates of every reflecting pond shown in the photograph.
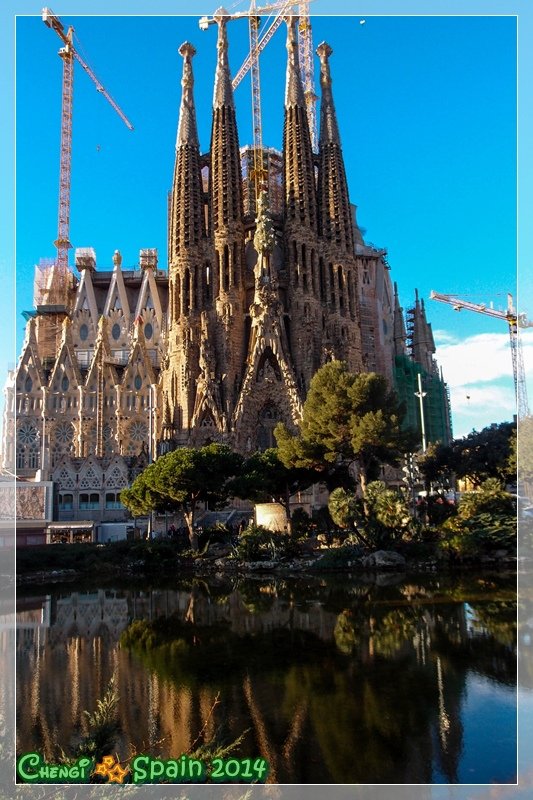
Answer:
[16,571,517,784]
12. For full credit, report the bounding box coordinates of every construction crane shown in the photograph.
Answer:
[42,8,133,273]
[430,290,531,419]
[297,4,318,153]
[199,1,315,202]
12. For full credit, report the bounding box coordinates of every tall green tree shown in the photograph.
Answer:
[121,444,243,549]
[419,421,516,489]
[275,362,412,497]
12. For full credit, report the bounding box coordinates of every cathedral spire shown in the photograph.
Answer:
[169,42,204,265]
[176,42,199,147]
[213,10,234,110]
[316,41,353,253]
[210,11,243,231]
[283,15,316,229]
[410,289,436,372]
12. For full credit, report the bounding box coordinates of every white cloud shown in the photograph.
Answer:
[437,332,512,387]
[434,330,533,438]
[433,330,459,346]
[450,384,515,415]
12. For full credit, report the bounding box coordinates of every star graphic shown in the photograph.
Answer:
[94,761,110,778]
[107,762,128,784]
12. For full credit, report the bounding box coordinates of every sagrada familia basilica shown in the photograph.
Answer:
[5,15,451,539]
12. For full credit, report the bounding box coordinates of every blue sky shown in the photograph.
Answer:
[4,1,530,440]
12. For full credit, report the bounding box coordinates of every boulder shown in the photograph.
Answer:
[361,550,406,569]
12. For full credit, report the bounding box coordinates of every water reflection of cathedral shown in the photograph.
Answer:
[16,583,516,783]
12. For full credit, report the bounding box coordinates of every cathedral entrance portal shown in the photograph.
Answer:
[257,403,281,451]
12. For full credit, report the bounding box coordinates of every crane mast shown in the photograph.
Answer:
[248,5,266,198]
[42,8,133,272]
[430,290,531,419]
[298,3,318,153]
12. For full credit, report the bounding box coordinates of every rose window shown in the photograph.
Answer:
[129,421,148,442]
[54,421,74,444]
[18,422,38,445]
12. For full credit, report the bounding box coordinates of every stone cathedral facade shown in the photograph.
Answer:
[161,18,364,454]
[5,16,451,531]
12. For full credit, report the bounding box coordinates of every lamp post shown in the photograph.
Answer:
[415,372,427,453]
[147,383,157,540]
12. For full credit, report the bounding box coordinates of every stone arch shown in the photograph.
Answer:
[256,348,282,383]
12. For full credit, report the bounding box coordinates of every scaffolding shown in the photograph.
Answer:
[240,146,283,217]
[33,259,77,364]
[393,354,452,447]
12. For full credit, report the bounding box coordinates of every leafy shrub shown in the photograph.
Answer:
[310,544,363,571]
[455,478,515,520]
[359,481,412,547]
[312,505,335,534]
[328,487,359,530]
[290,507,313,538]
[440,479,516,555]
[425,494,456,525]
[236,524,278,561]
[236,524,304,561]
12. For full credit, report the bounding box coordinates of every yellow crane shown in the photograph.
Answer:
[42,8,133,273]
[430,290,531,419]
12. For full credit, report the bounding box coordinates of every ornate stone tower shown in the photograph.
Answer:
[316,41,363,373]
[162,19,366,454]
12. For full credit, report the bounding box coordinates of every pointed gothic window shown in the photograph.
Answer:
[192,269,198,311]
[112,295,122,311]
[233,242,239,286]
[175,280,181,320]
[347,271,354,314]
[223,245,230,292]
[28,447,39,470]
[204,261,212,304]
[24,376,33,393]
[183,270,191,313]
[329,263,336,307]
[338,268,344,311]
[319,257,326,302]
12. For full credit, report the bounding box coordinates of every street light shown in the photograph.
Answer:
[147,383,157,540]
[414,372,427,453]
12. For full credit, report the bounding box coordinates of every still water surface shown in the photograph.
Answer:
[17,571,516,784]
